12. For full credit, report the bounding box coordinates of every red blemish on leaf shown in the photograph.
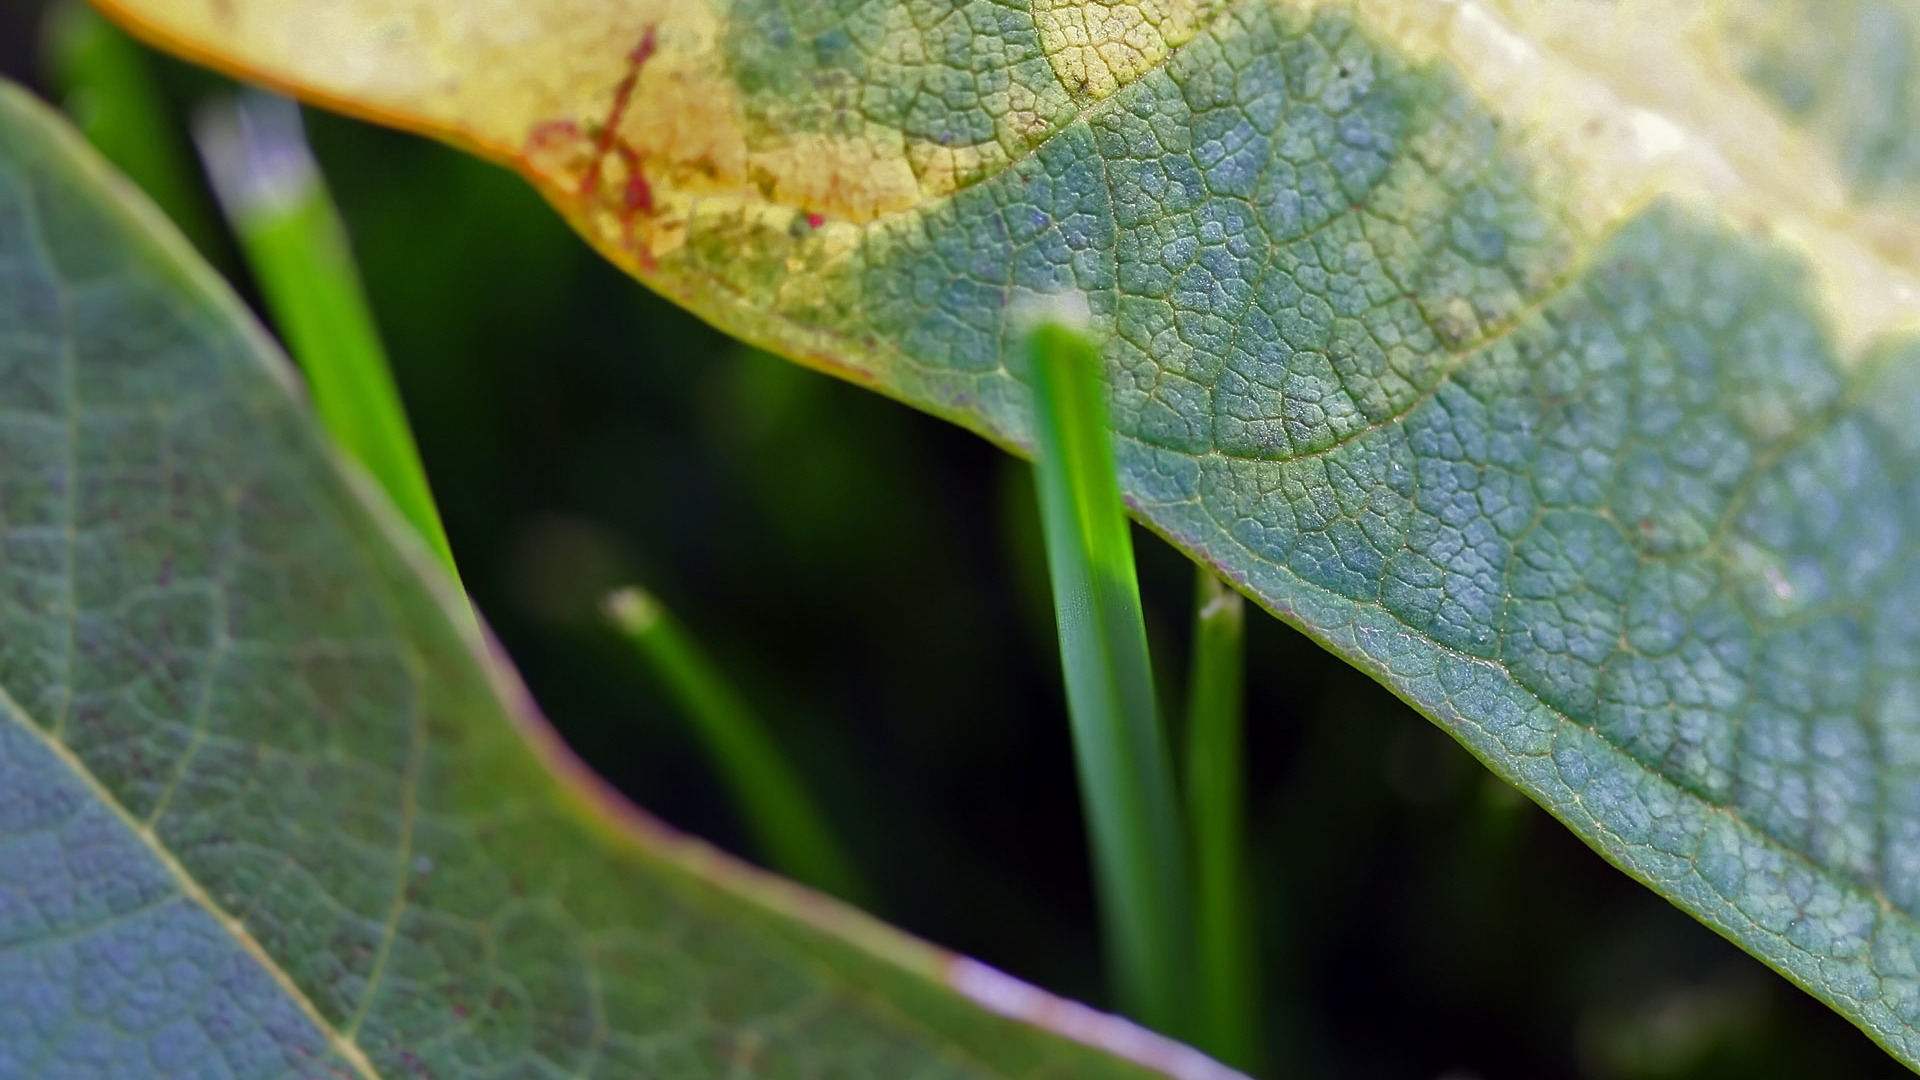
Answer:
[625,172,654,215]
[582,26,657,197]
[527,119,581,150]
[806,212,825,228]
[521,28,664,268]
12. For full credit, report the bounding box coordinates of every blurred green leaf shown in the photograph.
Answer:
[40,0,221,255]
[0,81,1230,1080]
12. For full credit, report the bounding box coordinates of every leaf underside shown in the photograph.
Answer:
[60,0,1920,1070]
[0,84,1216,1080]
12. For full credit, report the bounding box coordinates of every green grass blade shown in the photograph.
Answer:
[195,93,459,581]
[41,1,225,258]
[1026,315,1192,1037]
[1184,566,1257,1069]
[604,588,871,906]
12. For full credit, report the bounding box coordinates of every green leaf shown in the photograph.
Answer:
[62,0,1920,1067]
[0,81,1232,1080]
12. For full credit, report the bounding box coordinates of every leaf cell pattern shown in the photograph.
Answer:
[687,4,1920,1060]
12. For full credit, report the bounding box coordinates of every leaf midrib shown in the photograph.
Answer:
[0,691,387,1080]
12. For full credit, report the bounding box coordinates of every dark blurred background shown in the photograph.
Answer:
[1,3,1908,1077]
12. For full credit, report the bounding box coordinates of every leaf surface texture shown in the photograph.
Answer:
[75,0,1920,1066]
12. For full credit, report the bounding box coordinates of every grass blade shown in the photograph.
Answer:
[604,587,870,906]
[1185,566,1257,1069]
[42,1,225,257]
[1026,314,1192,1037]
[195,93,459,581]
